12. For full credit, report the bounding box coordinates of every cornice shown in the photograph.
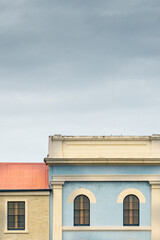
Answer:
[52,174,160,184]
[50,134,160,141]
[50,181,65,186]
[0,191,50,196]
[45,157,160,165]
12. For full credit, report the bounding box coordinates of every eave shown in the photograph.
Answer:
[44,157,160,165]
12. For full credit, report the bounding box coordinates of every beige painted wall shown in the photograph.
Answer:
[0,192,49,240]
[151,184,160,240]
[48,135,160,158]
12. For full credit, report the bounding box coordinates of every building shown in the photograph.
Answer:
[45,134,160,240]
[0,163,50,240]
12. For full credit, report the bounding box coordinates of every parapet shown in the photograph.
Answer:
[44,134,160,165]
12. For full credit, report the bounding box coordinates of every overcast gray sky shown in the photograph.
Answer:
[0,0,160,162]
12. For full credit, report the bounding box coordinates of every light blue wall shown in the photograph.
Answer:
[49,165,154,240]
[63,231,151,240]
[62,181,150,226]
[51,165,160,175]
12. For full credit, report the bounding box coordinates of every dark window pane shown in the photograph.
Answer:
[74,195,90,226]
[18,208,25,215]
[124,210,129,217]
[18,220,25,228]
[124,203,129,209]
[7,201,25,230]
[133,217,138,224]
[74,202,79,210]
[8,215,15,221]
[84,210,89,217]
[18,216,25,222]
[84,217,89,224]
[123,195,139,226]
[84,202,89,209]
[8,208,14,215]
[8,221,14,228]
[74,217,79,225]
[123,217,129,225]
[74,210,80,217]
[8,202,14,208]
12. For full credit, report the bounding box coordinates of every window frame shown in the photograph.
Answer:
[4,198,28,234]
[7,201,25,230]
[123,194,139,226]
[74,194,90,226]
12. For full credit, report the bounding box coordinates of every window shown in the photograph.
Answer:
[123,195,139,226]
[74,195,90,226]
[7,201,25,230]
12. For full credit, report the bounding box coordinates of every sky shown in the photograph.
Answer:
[0,0,160,162]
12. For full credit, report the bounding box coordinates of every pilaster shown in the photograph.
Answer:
[51,181,64,240]
[150,181,160,240]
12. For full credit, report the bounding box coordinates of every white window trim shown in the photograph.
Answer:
[4,197,28,234]
[68,188,96,203]
[117,188,146,203]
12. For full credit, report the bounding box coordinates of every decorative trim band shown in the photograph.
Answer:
[45,158,160,165]
[62,226,151,231]
[68,188,96,203]
[50,135,158,141]
[52,174,160,184]
[0,191,50,196]
[117,188,146,203]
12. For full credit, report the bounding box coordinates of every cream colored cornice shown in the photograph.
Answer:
[50,181,65,187]
[50,134,160,141]
[45,157,160,165]
[51,174,160,184]
[62,226,151,231]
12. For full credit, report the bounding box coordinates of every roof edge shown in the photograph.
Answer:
[45,157,160,166]
[49,134,160,141]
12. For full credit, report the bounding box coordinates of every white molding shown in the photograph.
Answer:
[68,188,96,203]
[45,158,160,165]
[151,184,160,189]
[52,174,160,183]
[4,197,28,234]
[50,181,65,187]
[117,188,146,203]
[62,226,151,231]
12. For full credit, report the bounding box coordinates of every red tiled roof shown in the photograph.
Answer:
[0,163,49,190]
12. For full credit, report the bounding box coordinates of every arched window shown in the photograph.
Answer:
[123,195,139,226]
[74,195,90,226]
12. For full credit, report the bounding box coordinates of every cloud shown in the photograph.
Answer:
[0,0,160,161]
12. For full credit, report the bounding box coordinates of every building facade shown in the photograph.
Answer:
[45,134,160,240]
[0,163,50,240]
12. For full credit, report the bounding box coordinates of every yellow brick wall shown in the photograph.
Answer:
[0,193,49,240]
